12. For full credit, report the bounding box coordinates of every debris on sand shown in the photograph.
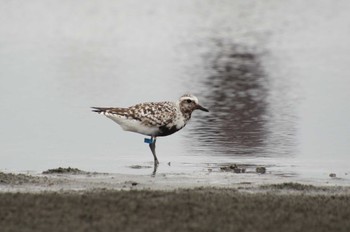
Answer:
[220,164,246,173]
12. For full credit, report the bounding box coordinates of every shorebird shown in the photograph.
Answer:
[92,94,209,169]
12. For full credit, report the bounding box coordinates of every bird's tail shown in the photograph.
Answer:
[91,107,109,114]
[91,107,127,116]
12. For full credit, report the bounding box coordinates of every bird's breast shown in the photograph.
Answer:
[157,116,187,137]
[157,125,180,137]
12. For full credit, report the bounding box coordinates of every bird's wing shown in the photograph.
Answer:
[126,102,177,127]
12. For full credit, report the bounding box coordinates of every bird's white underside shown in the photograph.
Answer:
[104,113,160,136]
[101,110,187,137]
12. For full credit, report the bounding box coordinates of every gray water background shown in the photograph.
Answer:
[1,0,350,182]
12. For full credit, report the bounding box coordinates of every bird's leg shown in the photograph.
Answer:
[151,160,158,177]
[149,136,159,166]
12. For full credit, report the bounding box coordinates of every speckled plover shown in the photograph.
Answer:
[92,94,209,167]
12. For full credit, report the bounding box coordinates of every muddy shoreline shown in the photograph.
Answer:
[1,170,350,232]
[1,188,350,232]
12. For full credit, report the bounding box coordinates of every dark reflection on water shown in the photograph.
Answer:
[187,42,273,156]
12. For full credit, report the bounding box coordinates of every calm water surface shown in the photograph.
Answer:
[1,0,350,183]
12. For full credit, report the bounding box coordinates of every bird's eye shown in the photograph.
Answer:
[186,99,192,103]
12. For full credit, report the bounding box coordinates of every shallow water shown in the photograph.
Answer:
[1,0,350,183]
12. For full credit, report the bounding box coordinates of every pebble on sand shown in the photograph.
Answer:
[329,173,336,178]
[256,166,266,174]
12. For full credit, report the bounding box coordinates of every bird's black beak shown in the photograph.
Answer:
[196,104,209,112]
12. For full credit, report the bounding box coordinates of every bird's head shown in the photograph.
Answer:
[178,94,209,115]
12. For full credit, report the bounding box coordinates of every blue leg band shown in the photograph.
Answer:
[144,138,154,144]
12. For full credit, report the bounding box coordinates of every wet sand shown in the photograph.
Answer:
[1,170,350,232]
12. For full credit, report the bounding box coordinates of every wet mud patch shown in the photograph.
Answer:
[260,182,329,192]
[42,167,107,176]
[42,167,87,175]
[0,172,48,185]
[129,165,153,169]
